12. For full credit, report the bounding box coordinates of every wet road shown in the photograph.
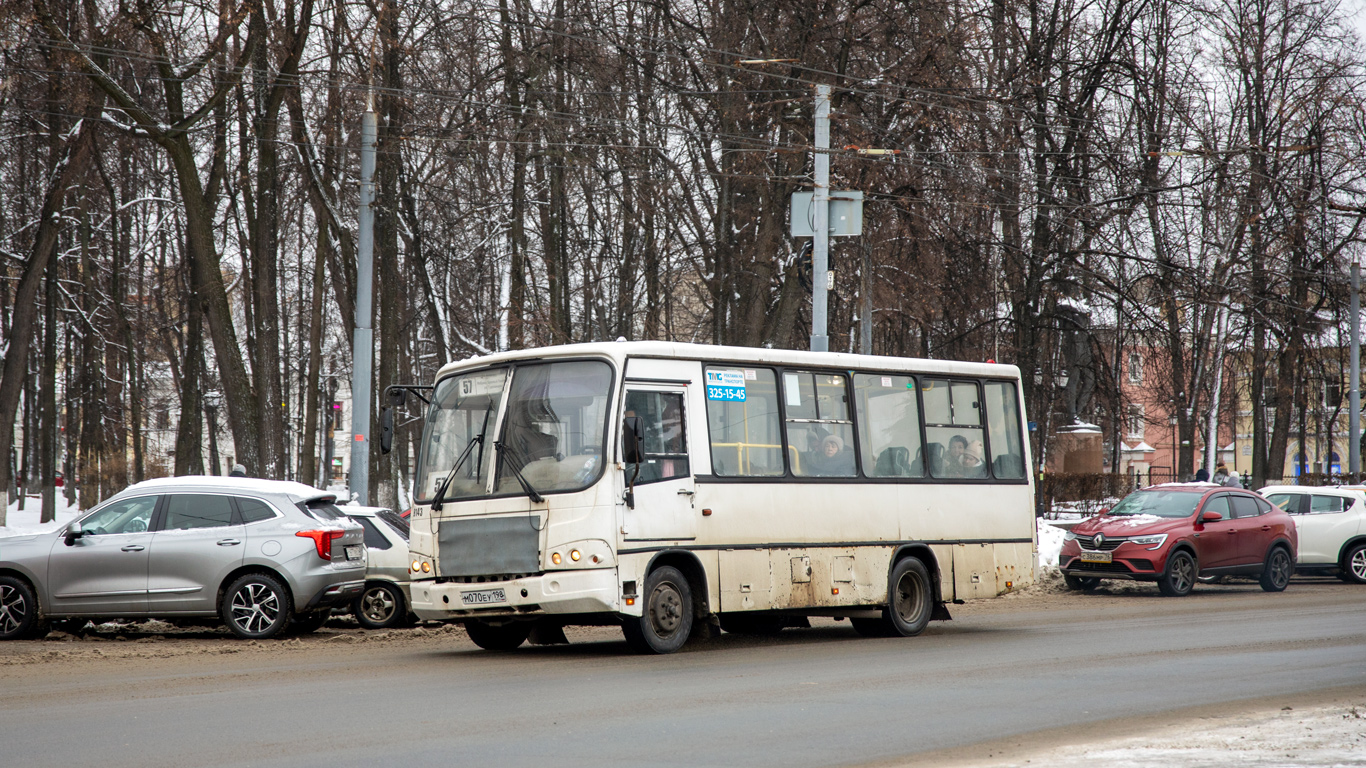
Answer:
[2,579,1363,768]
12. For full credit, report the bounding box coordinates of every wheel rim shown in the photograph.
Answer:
[1170,554,1195,592]
[648,580,684,637]
[1270,551,1292,588]
[1351,548,1366,580]
[893,569,927,623]
[0,584,27,635]
[361,587,396,623]
[230,582,281,634]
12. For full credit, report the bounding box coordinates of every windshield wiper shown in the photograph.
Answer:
[495,441,545,504]
[430,435,484,512]
[431,407,494,511]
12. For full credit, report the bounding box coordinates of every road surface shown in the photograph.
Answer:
[1,577,1363,767]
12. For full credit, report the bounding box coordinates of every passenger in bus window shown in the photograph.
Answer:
[961,440,987,478]
[809,434,855,476]
[945,435,970,477]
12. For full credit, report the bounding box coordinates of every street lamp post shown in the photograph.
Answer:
[203,392,222,476]
[1169,412,1179,482]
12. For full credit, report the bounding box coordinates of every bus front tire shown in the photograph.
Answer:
[622,566,693,654]
[855,557,933,638]
[465,620,531,651]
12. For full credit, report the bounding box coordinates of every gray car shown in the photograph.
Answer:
[0,476,366,640]
[340,505,413,629]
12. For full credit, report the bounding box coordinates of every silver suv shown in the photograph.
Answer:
[0,477,366,640]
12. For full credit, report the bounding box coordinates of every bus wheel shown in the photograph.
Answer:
[885,558,933,636]
[622,566,693,654]
[465,620,531,651]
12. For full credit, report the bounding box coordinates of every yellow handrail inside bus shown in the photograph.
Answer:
[709,442,798,474]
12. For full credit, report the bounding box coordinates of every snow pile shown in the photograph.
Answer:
[983,701,1366,768]
[1,496,81,537]
[1037,518,1066,568]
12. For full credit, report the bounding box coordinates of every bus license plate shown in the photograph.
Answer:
[461,588,507,606]
[345,545,363,560]
[1080,551,1112,563]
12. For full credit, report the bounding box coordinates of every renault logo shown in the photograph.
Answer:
[1094,532,1105,547]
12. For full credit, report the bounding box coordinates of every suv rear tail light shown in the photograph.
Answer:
[296,530,345,560]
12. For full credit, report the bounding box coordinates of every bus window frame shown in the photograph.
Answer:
[697,359,1029,486]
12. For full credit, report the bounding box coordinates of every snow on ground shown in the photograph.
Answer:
[1,495,82,537]
[976,700,1366,768]
[1037,518,1067,569]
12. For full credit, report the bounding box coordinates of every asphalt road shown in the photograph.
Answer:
[2,578,1364,768]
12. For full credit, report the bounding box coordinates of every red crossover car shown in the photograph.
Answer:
[1058,484,1297,596]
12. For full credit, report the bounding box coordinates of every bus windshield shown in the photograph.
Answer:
[493,360,613,497]
[415,368,508,503]
[416,360,614,504]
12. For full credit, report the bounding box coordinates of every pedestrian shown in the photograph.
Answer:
[1213,463,1230,485]
[1224,469,1241,488]
[229,463,247,478]
[1195,467,1210,483]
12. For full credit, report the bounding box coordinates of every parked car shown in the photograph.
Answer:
[1260,485,1366,583]
[1058,483,1297,596]
[339,505,413,629]
[0,477,366,641]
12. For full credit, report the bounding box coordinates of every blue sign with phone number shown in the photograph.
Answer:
[707,385,747,402]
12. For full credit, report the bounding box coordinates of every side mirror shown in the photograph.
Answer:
[379,407,394,455]
[622,417,645,465]
[64,521,83,544]
[387,388,406,408]
[1201,511,1223,522]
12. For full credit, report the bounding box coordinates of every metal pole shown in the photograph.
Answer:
[1351,257,1360,475]
[350,101,377,504]
[1206,300,1229,477]
[810,84,831,353]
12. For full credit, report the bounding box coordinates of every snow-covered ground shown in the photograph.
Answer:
[1,495,82,536]
[970,699,1366,768]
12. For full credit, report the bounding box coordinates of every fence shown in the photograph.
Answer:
[1037,473,1137,518]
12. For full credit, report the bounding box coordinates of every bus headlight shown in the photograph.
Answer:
[547,540,612,569]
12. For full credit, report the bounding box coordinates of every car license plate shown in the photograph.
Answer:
[461,588,507,606]
[345,545,363,561]
[1080,551,1112,563]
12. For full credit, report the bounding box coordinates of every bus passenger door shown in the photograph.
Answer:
[621,387,697,542]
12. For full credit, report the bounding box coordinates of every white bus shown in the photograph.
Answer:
[404,342,1036,653]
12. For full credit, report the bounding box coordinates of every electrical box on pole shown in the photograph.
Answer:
[790,191,864,237]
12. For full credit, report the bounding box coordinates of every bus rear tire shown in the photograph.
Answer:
[622,566,693,654]
[857,557,933,638]
[465,620,531,651]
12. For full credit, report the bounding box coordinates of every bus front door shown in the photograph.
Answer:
[622,386,697,542]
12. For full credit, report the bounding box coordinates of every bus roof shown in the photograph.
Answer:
[433,341,1020,382]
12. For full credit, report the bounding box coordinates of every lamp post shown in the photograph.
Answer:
[1169,412,1179,482]
[203,392,222,476]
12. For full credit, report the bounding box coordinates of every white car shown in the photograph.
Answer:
[1260,485,1366,583]
[339,506,413,629]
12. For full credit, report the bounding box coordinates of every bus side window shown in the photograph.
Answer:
[924,379,986,479]
[984,381,1026,479]
[783,371,855,477]
[853,374,924,478]
[705,367,784,477]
